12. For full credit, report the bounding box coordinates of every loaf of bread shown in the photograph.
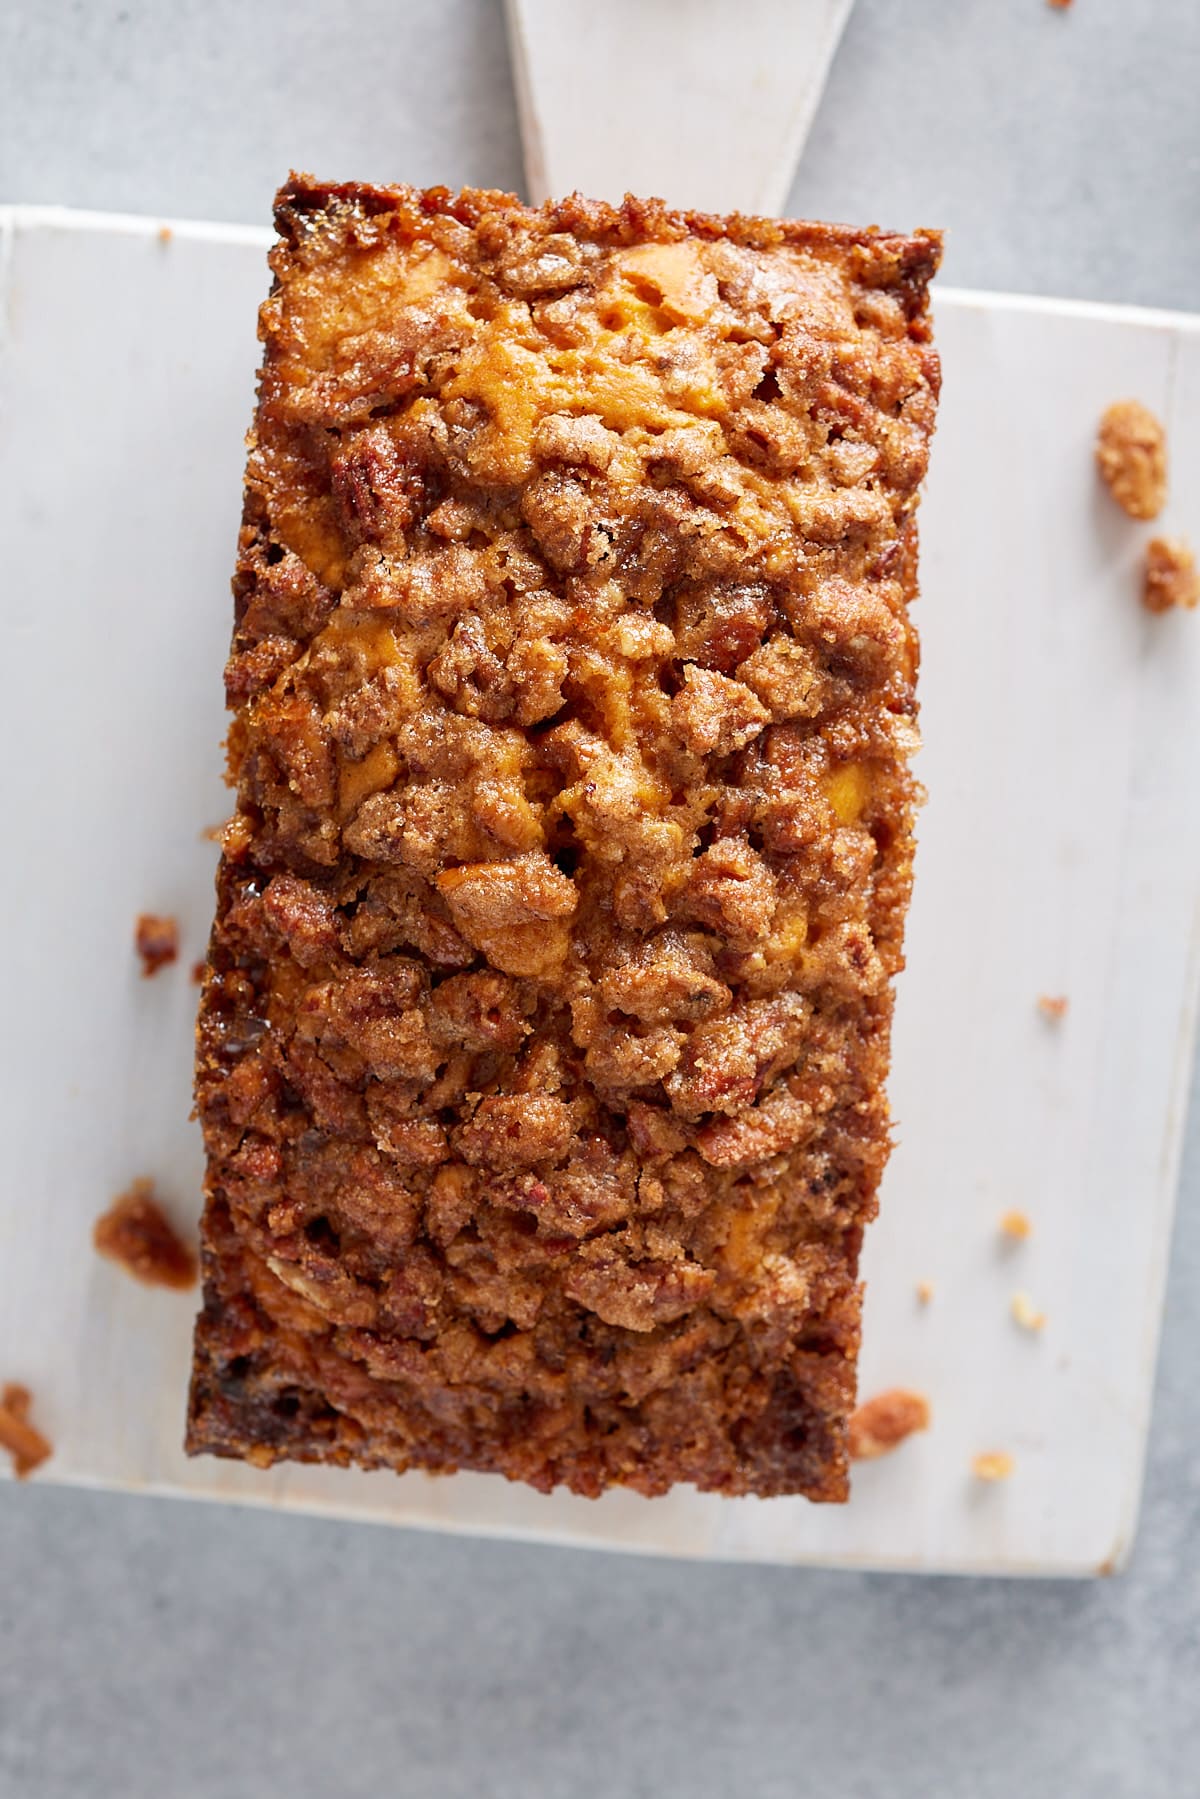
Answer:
[187,175,941,1500]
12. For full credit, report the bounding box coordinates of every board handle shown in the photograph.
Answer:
[505,0,855,214]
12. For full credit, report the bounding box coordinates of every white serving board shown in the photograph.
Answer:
[2,205,1198,1575]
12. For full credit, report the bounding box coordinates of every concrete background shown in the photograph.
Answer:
[2,2,1198,1794]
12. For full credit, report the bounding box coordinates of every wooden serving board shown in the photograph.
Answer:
[2,206,1197,1573]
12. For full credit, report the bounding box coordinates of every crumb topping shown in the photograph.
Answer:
[188,177,941,1500]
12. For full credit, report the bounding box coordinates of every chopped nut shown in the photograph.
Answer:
[1010,1290,1046,1332]
[93,1180,198,1289]
[999,1209,1032,1241]
[134,912,179,977]
[1037,994,1068,1021]
[1095,399,1167,520]
[435,853,577,977]
[971,1451,1015,1482]
[847,1388,931,1460]
[0,1383,52,1479]
[1143,536,1200,614]
[915,1279,935,1306]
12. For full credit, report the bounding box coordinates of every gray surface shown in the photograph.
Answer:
[2,2,1198,1794]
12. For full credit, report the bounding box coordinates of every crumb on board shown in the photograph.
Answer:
[135,912,179,977]
[0,1384,52,1479]
[1143,536,1200,614]
[93,1180,198,1290]
[915,1279,935,1306]
[848,1388,931,1461]
[1037,994,1069,1021]
[1095,399,1167,520]
[971,1451,1015,1482]
[157,224,173,244]
[1011,1290,1047,1332]
[999,1209,1032,1241]
[1047,0,1073,10]
[191,960,207,986]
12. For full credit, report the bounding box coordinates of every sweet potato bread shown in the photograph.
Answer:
[187,175,941,1500]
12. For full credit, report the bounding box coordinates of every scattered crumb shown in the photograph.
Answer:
[191,960,207,986]
[999,1209,1032,1241]
[1047,0,1073,10]
[135,912,179,977]
[157,223,173,244]
[971,1451,1015,1482]
[1095,399,1167,520]
[0,1384,52,1479]
[93,1180,197,1290]
[1143,536,1200,614]
[1011,1290,1047,1332]
[203,815,253,856]
[1037,994,1069,1021]
[848,1388,931,1461]
[915,1279,935,1306]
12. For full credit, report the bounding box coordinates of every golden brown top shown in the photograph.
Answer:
[231,179,939,991]
[192,178,941,1499]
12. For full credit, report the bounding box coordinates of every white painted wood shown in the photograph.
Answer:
[2,206,1197,1574]
[505,0,854,212]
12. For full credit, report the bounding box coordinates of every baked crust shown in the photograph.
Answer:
[187,174,941,1500]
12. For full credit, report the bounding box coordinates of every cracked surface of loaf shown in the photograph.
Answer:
[187,175,941,1500]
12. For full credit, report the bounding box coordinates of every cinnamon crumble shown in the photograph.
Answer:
[187,177,941,1501]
